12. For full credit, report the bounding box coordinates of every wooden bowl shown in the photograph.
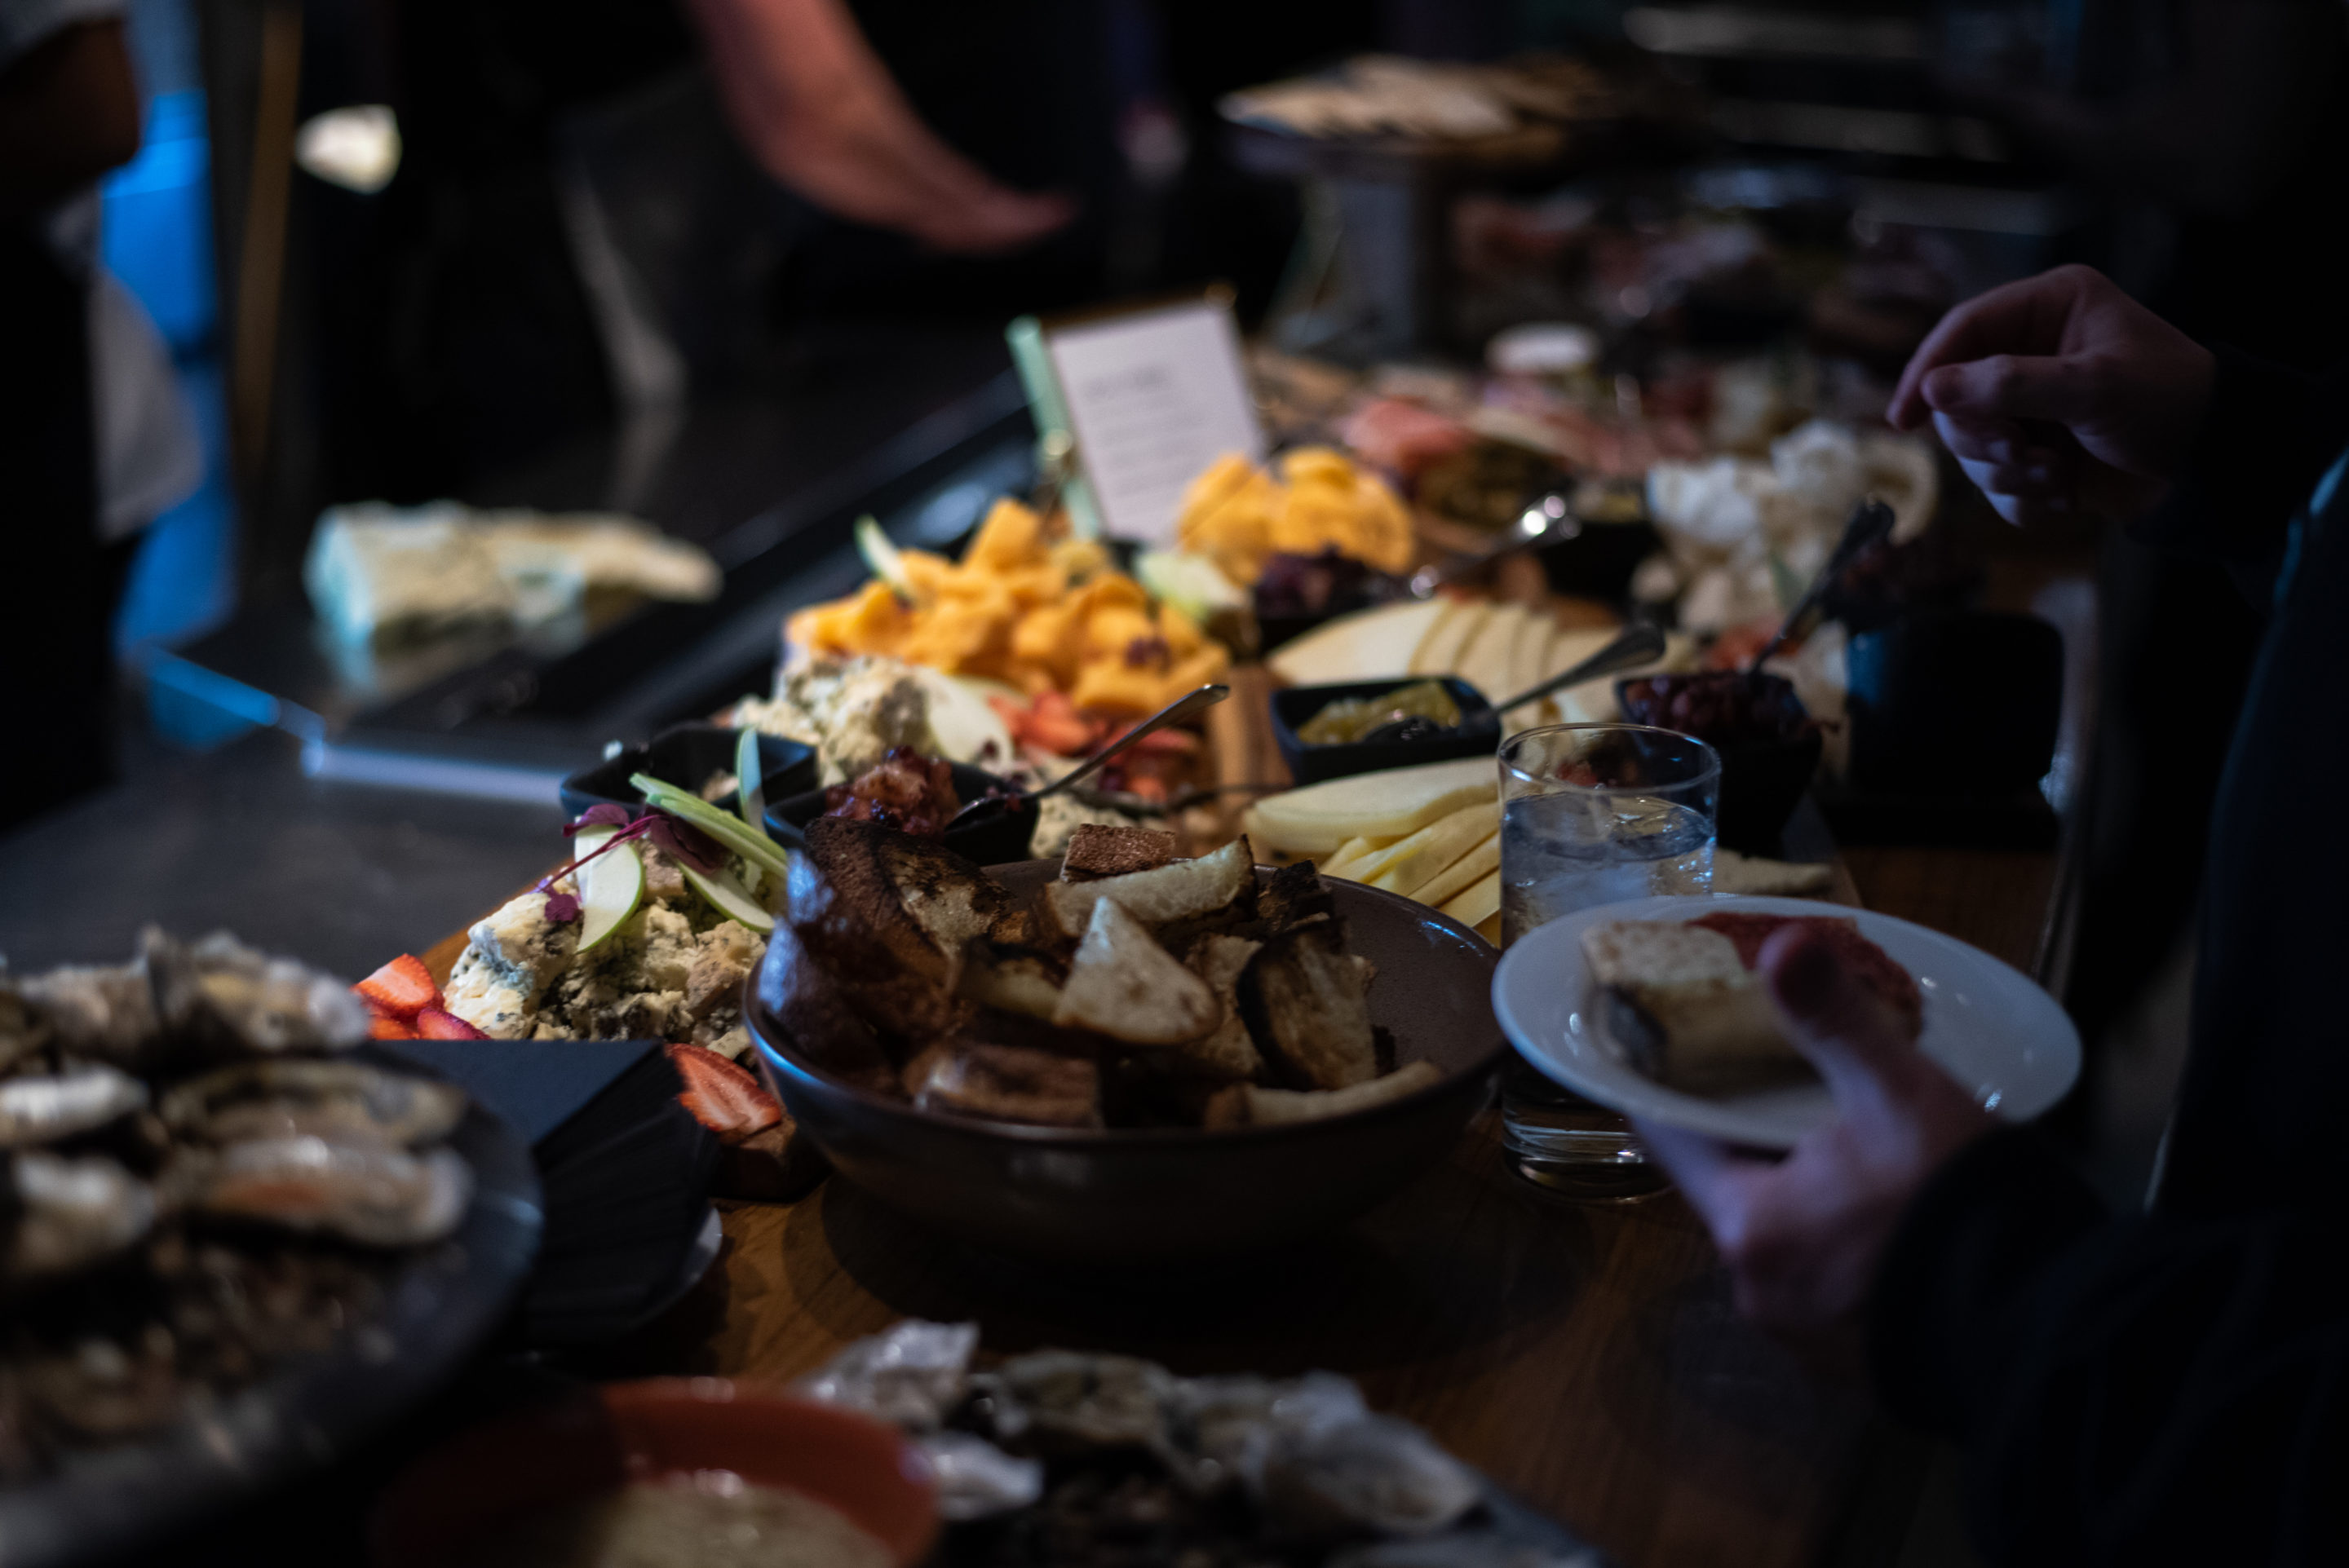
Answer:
[747,863,1504,1262]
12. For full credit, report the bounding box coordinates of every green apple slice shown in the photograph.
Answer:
[680,859,775,934]
[572,826,646,954]
[734,726,766,833]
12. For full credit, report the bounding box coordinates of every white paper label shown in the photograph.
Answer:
[1045,299,1265,545]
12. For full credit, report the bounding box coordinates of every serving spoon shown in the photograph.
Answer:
[1356,620,1669,744]
[949,682,1232,833]
[1745,497,1895,676]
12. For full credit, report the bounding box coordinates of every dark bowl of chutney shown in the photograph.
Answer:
[1270,677,1501,786]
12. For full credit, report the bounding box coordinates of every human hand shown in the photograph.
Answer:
[1887,264,2214,526]
[686,0,1073,254]
[1632,928,1997,1365]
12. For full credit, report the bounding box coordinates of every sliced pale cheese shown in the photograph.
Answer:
[1475,911,1502,944]
[1244,756,1497,858]
[1410,599,1489,676]
[1320,832,1403,880]
[1502,607,1557,709]
[1454,603,1528,701]
[1440,868,1502,931]
[1404,599,1471,676]
[1268,599,1449,687]
[1366,802,1502,897]
[1523,625,1621,726]
[1407,827,1500,909]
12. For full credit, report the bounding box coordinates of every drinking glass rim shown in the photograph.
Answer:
[1499,722,1723,795]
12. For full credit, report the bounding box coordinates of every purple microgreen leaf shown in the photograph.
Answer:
[566,802,636,835]
[542,891,582,925]
[643,812,727,874]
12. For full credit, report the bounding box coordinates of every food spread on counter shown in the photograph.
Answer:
[0,931,471,1477]
[768,820,1440,1131]
[794,1318,1599,1565]
[1583,912,1920,1094]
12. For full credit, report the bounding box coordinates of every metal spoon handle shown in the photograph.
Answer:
[1039,683,1231,800]
[1747,497,1895,674]
[1494,621,1669,713]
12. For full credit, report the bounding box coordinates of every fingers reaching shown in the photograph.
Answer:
[1886,270,2077,428]
[1757,928,1916,1106]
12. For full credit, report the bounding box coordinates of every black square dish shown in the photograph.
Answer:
[560,723,818,824]
[763,762,1039,865]
[1271,678,1502,786]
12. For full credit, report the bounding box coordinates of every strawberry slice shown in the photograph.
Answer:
[369,1013,419,1041]
[356,954,440,1020]
[666,1042,783,1142]
[414,1007,489,1040]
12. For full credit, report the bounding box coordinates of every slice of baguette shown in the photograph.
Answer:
[1579,920,1803,1093]
[1053,898,1219,1045]
[1044,836,1255,939]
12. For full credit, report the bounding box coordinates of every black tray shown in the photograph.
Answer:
[0,1084,541,1567]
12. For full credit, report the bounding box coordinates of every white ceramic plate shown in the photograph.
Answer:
[1491,894,2081,1149]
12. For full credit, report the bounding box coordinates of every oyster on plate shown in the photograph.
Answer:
[171,1136,471,1248]
[0,930,475,1479]
[158,1059,466,1149]
[5,1153,157,1279]
[0,1066,148,1149]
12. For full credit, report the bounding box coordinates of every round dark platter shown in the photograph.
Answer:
[0,1089,542,1567]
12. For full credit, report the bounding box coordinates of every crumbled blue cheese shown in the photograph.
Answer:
[731,656,936,784]
[441,871,766,1054]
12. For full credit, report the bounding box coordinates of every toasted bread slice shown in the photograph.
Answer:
[1580,920,1800,1093]
[1202,1060,1443,1128]
[1053,899,1220,1045]
[904,1040,1101,1128]
[1043,837,1255,939]
[957,942,1067,1020]
[1254,859,1334,934]
[1237,922,1378,1090]
[786,819,1002,1040]
[750,921,900,1093]
[791,818,1010,981]
[1170,933,1263,1080]
[1061,824,1179,881]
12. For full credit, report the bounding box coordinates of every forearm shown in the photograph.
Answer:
[1872,1130,2349,1564]
[0,20,138,219]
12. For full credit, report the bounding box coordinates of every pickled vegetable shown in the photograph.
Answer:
[1298,681,1463,746]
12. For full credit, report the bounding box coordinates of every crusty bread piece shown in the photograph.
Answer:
[904,1040,1101,1127]
[1170,933,1263,1081]
[786,819,1002,1040]
[955,942,1067,1020]
[1044,837,1255,939]
[1581,920,1802,1093]
[1053,899,1219,1045]
[1203,1059,1442,1128]
[1237,921,1378,1090]
[1061,824,1179,881]
[750,920,900,1093]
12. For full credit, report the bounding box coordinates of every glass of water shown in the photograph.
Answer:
[1497,724,1720,1199]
